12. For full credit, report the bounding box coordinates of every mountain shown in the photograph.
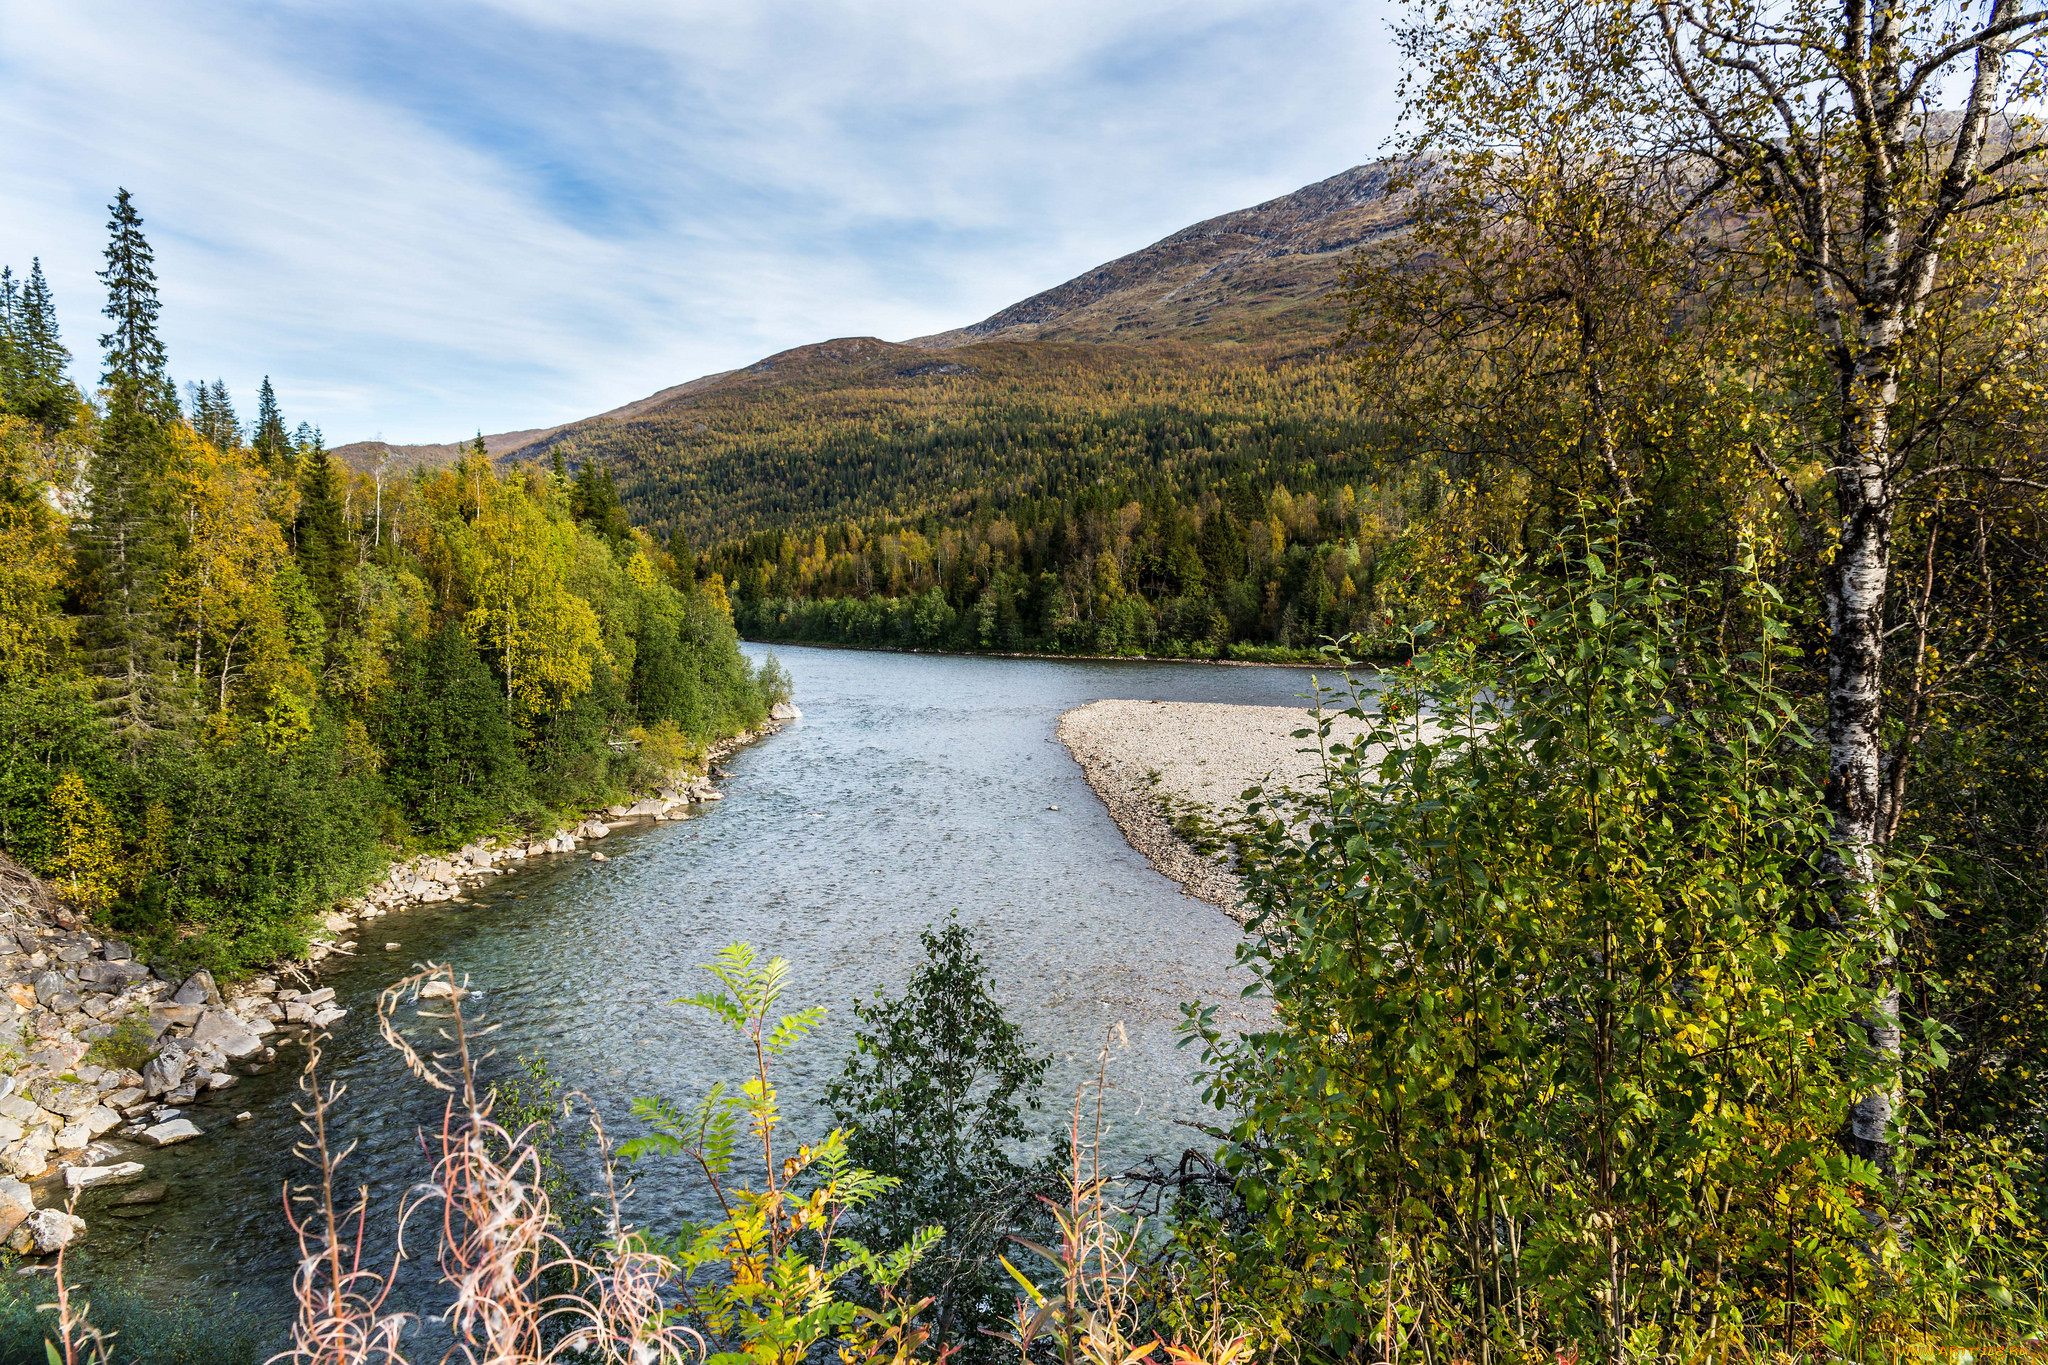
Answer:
[909,161,1408,349]
[336,161,1410,538]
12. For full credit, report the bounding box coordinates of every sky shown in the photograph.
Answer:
[0,1,1399,445]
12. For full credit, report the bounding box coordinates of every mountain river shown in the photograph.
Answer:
[62,644,1341,1353]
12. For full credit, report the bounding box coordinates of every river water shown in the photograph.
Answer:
[64,645,1337,1354]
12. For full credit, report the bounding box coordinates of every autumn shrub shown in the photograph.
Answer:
[1184,518,2045,1361]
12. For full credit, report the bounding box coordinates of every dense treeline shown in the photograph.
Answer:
[0,192,775,975]
[551,338,1374,549]
[715,469,1434,660]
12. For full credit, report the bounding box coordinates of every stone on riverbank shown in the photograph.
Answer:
[10,1208,84,1254]
[139,1118,202,1147]
[66,1161,144,1190]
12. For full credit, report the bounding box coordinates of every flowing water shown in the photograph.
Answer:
[64,645,1342,1352]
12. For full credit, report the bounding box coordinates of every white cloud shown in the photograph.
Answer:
[0,0,1398,443]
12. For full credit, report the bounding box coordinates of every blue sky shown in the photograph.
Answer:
[0,1,1399,444]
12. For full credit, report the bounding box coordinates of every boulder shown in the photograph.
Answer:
[102,941,132,962]
[9,1209,84,1255]
[31,971,66,1006]
[311,1007,347,1028]
[300,987,336,1007]
[148,1002,202,1036]
[769,701,802,721]
[138,1118,201,1147]
[140,1051,188,1098]
[26,1080,96,1119]
[193,1009,258,1047]
[214,1033,262,1060]
[65,1162,144,1190]
[625,798,666,818]
[0,1096,36,1123]
[52,1121,90,1151]
[172,970,221,1007]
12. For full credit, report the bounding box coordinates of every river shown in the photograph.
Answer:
[61,645,1336,1355]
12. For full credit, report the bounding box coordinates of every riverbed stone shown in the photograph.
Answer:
[65,1161,144,1190]
[0,1178,31,1241]
[107,1180,166,1209]
[138,1118,201,1147]
[10,1209,84,1255]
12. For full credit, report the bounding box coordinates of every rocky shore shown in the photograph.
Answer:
[0,705,798,1258]
[0,858,328,1255]
[1057,699,1364,920]
[303,720,784,962]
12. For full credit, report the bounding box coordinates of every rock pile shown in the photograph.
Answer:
[0,864,352,1255]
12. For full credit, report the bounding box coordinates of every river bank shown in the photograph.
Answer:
[0,708,797,1264]
[1057,699,1370,918]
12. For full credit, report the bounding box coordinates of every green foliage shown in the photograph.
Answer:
[624,943,943,1365]
[375,620,527,840]
[825,915,1055,1362]
[83,1015,155,1072]
[720,469,1394,660]
[1185,516,2036,1359]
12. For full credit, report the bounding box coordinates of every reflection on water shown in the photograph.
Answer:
[68,646,1341,1352]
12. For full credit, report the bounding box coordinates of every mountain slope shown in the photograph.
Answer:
[910,162,1409,349]
[340,161,1407,535]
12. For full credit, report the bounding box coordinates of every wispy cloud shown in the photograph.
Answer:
[0,0,1397,443]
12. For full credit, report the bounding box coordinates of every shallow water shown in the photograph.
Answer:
[65,645,1344,1352]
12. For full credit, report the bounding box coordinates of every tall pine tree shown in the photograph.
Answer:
[0,260,77,433]
[187,378,240,451]
[83,189,177,739]
[294,443,349,625]
[252,375,291,473]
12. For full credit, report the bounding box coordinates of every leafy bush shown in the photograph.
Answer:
[826,915,1056,1362]
[1185,519,2041,1359]
[83,1015,155,1072]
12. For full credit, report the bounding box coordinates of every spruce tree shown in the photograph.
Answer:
[98,191,173,424]
[666,522,695,587]
[294,445,349,624]
[570,459,635,556]
[83,189,176,740]
[187,377,240,450]
[3,260,76,433]
[252,376,291,472]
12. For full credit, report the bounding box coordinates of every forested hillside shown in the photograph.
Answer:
[437,165,1423,660]
[0,194,776,976]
